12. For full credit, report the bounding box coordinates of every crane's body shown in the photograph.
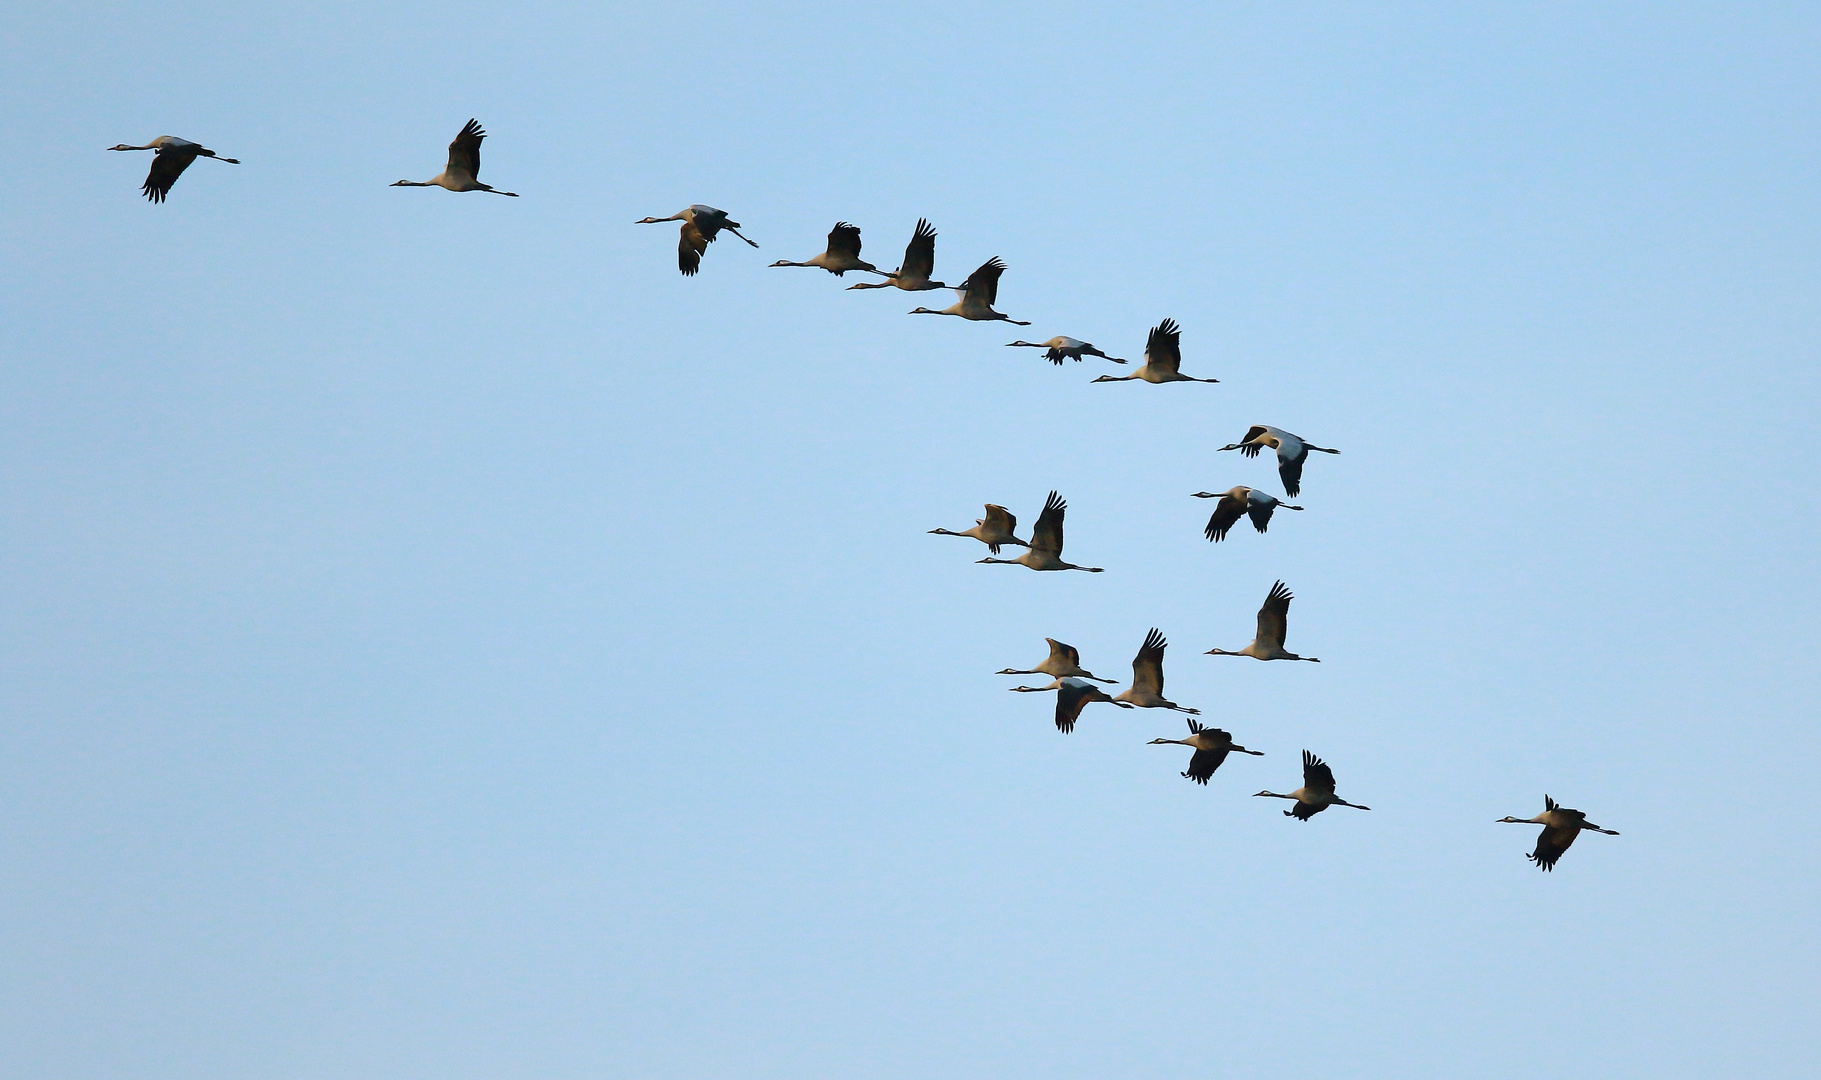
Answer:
[848,219,948,291]
[910,257,1030,324]
[391,119,518,196]
[1191,486,1302,542]
[1217,425,1340,498]
[108,136,239,202]
[1256,750,1370,819]
[1092,319,1217,384]
[978,491,1103,572]
[1050,677,1134,733]
[999,638,1116,684]
[1150,719,1263,784]
[636,204,759,276]
[1005,337,1126,365]
[1498,796,1619,871]
[1207,580,1320,662]
[929,503,1028,555]
[770,222,882,276]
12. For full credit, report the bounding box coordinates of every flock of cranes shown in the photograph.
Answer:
[107,118,1621,872]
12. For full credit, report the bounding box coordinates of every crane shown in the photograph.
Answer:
[1216,426,1340,498]
[107,136,239,202]
[1256,751,1370,819]
[1091,319,1217,384]
[1113,629,1200,714]
[769,222,883,276]
[1004,337,1126,365]
[635,205,759,276]
[1051,677,1134,734]
[847,219,949,291]
[928,504,1028,555]
[1149,719,1263,784]
[909,257,1030,324]
[976,491,1103,572]
[390,119,518,196]
[999,638,1118,685]
[1206,581,1320,662]
[1498,796,1620,871]
[1191,487,1303,542]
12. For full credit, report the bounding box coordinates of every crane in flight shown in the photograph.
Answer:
[1091,319,1217,384]
[976,492,1102,572]
[769,222,883,276]
[928,504,1027,555]
[1004,337,1126,365]
[1113,629,1200,714]
[1497,796,1620,871]
[999,639,1118,685]
[635,205,758,276]
[1191,487,1302,542]
[1216,426,1340,498]
[847,219,949,292]
[1149,719,1263,785]
[391,119,518,196]
[107,136,239,202]
[910,257,1030,324]
[1255,751,1370,820]
[1205,581,1320,662]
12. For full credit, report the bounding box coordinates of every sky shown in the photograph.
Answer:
[2,3,1818,1077]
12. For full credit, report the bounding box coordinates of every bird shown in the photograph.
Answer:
[1191,486,1303,542]
[999,638,1118,685]
[1206,581,1320,662]
[1113,629,1200,714]
[1498,796,1620,871]
[847,219,949,291]
[635,205,759,276]
[1051,677,1134,734]
[1004,337,1127,365]
[928,504,1028,555]
[769,222,882,276]
[977,491,1103,572]
[107,136,239,203]
[909,257,1030,324]
[1091,319,1217,384]
[1216,426,1340,498]
[390,119,518,197]
[1255,750,1370,819]
[1149,719,1263,784]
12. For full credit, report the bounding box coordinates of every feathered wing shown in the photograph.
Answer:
[1055,680,1092,733]
[1278,450,1306,498]
[1047,639,1081,669]
[1529,825,1579,871]
[1236,426,1270,459]
[1205,495,1247,542]
[448,119,485,182]
[1246,498,1276,534]
[1301,749,1336,795]
[1146,319,1183,375]
[901,219,936,279]
[1184,744,1232,784]
[1256,581,1293,651]
[678,220,709,276]
[828,222,863,260]
[963,257,1007,306]
[983,504,1019,545]
[1029,490,1065,556]
[1131,628,1168,695]
[142,146,196,203]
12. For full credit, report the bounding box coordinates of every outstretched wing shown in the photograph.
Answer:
[1055,679,1093,734]
[983,503,1017,538]
[1246,497,1276,534]
[901,219,936,278]
[1277,452,1306,498]
[1047,638,1081,669]
[142,145,197,203]
[1301,749,1335,794]
[678,220,709,276]
[1236,425,1270,458]
[1205,494,1247,542]
[447,119,485,181]
[1029,490,1065,556]
[963,257,1007,306]
[1184,747,1231,784]
[1529,825,1579,871]
[1146,319,1182,375]
[1256,581,1293,650]
[1131,628,1168,695]
[828,221,863,260]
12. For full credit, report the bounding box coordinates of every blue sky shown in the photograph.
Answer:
[2,3,1818,1077]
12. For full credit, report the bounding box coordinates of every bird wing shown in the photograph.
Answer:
[1236,425,1270,458]
[1029,490,1065,556]
[1246,497,1276,534]
[1529,824,1579,871]
[964,257,1008,306]
[1205,495,1247,542]
[1277,451,1306,498]
[678,220,709,276]
[1047,638,1081,669]
[1256,581,1293,650]
[141,145,197,203]
[1131,628,1167,695]
[1146,318,1183,374]
[901,218,936,278]
[1055,680,1092,733]
[1301,750,1335,794]
[447,119,485,181]
[828,222,863,260]
[983,503,1017,537]
[1184,747,1231,784]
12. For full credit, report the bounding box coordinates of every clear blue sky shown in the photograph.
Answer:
[2,3,1817,1077]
